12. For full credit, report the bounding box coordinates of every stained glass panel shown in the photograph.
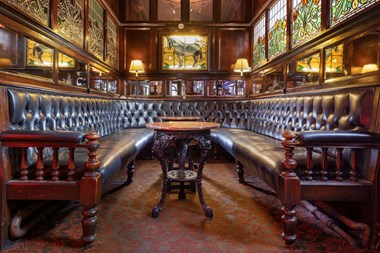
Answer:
[162,35,208,70]
[268,0,287,60]
[325,44,344,79]
[291,0,321,48]
[4,0,49,26]
[88,0,104,60]
[106,17,118,68]
[331,0,379,26]
[253,15,266,68]
[26,39,53,67]
[58,0,84,48]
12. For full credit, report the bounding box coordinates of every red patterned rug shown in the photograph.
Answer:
[3,160,367,252]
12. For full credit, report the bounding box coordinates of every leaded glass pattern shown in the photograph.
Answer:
[253,15,266,68]
[268,0,287,60]
[331,0,379,26]
[88,0,104,60]
[57,0,84,48]
[106,17,118,67]
[291,0,321,48]
[4,0,49,26]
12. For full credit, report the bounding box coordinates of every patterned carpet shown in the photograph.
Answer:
[3,160,366,252]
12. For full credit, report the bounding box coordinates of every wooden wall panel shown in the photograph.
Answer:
[124,28,157,73]
[214,28,250,73]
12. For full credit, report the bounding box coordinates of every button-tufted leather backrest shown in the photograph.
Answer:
[247,90,374,139]
[6,88,374,140]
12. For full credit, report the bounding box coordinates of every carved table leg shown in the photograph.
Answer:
[152,132,173,218]
[194,134,213,218]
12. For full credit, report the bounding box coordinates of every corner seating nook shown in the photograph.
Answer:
[0,85,379,249]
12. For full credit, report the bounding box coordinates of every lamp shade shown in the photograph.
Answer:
[129,60,145,74]
[234,58,250,73]
[361,64,379,73]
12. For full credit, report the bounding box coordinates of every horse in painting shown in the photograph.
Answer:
[166,37,204,68]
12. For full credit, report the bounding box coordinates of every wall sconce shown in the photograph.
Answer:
[234,58,250,79]
[129,59,145,96]
[361,64,379,74]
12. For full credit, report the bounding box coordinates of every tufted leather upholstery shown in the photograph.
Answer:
[211,89,375,190]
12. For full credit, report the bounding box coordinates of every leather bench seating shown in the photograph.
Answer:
[0,86,379,249]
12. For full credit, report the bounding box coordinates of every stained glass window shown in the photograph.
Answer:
[331,0,379,26]
[26,39,53,67]
[162,35,208,70]
[58,0,84,48]
[268,0,287,60]
[325,44,344,79]
[106,17,118,68]
[291,0,321,48]
[253,15,266,68]
[4,0,49,26]
[88,0,104,60]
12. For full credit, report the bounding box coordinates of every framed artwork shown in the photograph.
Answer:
[161,34,208,71]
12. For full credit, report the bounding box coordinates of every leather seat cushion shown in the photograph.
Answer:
[48,128,154,192]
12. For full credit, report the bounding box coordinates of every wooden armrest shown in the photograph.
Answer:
[294,130,380,148]
[0,130,86,147]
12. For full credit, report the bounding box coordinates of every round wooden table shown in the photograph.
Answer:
[146,121,220,218]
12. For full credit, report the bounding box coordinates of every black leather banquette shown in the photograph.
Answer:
[1,86,379,249]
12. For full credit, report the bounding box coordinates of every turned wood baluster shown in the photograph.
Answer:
[20,147,29,180]
[279,130,300,246]
[350,149,358,181]
[67,147,75,181]
[51,147,59,181]
[81,132,101,244]
[321,148,328,181]
[305,147,313,180]
[36,147,44,181]
[335,148,343,181]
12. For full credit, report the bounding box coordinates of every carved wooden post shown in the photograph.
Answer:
[80,132,101,244]
[279,130,300,246]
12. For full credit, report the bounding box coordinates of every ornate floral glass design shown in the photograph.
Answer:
[291,0,321,48]
[253,15,266,68]
[4,0,49,26]
[88,0,104,60]
[331,0,379,26]
[106,17,118,68]
[26,39,53,67]
[57,0,84,48]
[268,0,287,60]
[162,35,208,71]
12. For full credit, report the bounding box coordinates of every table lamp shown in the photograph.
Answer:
[129,59,145,96]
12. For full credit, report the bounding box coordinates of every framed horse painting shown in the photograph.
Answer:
[161,34,209,71]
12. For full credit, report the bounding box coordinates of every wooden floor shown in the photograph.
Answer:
[2,160,364,252]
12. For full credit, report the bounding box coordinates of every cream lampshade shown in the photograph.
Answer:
[129,60,145,96]
[234,58,250,78]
